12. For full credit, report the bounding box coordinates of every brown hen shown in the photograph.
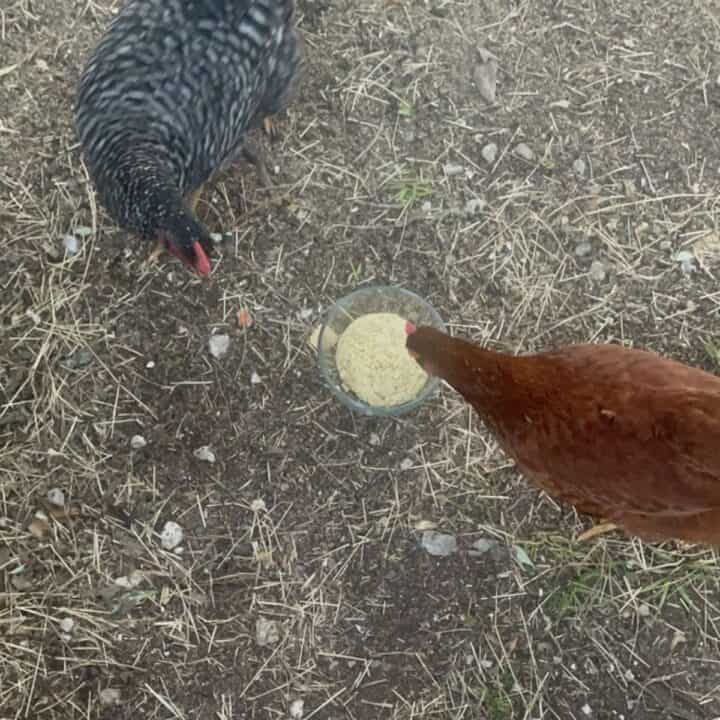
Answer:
[406,325,720,544]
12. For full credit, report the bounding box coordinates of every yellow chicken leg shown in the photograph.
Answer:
[576,521,619,543]
[263,116,278,141]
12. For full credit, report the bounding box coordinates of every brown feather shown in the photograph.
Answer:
[406,326,720,543]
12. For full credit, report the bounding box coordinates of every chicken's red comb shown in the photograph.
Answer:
[405,321,417,335]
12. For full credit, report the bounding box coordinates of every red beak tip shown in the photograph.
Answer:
[405,321,417,335]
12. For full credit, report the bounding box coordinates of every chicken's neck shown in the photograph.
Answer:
[115,151,190,238]
[440,347,555,422]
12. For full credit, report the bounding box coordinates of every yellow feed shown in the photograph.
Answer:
[335,312,428,406]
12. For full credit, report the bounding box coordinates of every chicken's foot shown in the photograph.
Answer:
[576,521,619,542]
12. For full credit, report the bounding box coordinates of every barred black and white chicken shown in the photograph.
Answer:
[75,0,302,276]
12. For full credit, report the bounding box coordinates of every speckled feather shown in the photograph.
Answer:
[407,327,720,544]
[75,0,301,267]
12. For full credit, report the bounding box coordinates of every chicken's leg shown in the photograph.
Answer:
[242,143,274,188]
[146,235,166,266]
[263,116,279,142]
[576,521,619,542]
[187,184,205,213]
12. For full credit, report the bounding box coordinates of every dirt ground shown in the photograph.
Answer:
[3,0,720,718]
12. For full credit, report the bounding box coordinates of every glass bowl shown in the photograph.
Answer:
[317,285,446,416]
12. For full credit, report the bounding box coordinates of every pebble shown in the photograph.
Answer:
[473,48,498,104]
[256,616,280,646]
[581,704,592,716]
[62,235,80,255]
[471,537,499,555]
[573,158,587,176]
[250,498,267,512]
[444,162,464,177]
[64,348,93,369]
[289,699,305,719]
[674,249,696,274]
[421,531,458,557]
[99,688,121,705]
[115,570,143,589]
[515,143,534,161]
[588,260,606,282]
[481,142,498,164]
[250,371,262,385]
[160,521,183,551]
[59,617,74,633]
[47,487,65,507]
[193,446,216,463]
[638,603,650,618]
[209,232,223,244]
[464,198,486,216]
[575,242,592,257]
[75,226,93,238]
[208,334,230,358]
[130,435,147,450]
[399,457,414,471]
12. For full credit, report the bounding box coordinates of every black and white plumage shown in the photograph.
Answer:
[75,0,302,275]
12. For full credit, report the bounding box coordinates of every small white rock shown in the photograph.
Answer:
[115,570,144,589]
[575,242,592,257]
[130,435,147,450]
[638,603,650,618]
[145,360,155,369]
[421,531,458,557]
[581,704,592,716]
[444,162,464,177]
[256,616,280,646]
[250,498,267,512]
[99,688,121,705]
[62,235,80,254]
[588,260,606,282]
[674,249,696,274]
[193,446,216,463]
[481,142,498,164]
[289,699,304,719]
[515,143,534,161]
[160,521,184,551]
[59,617,74,633]
[464,198,486,216]
[399,457,414,471]
[47,487,65,507]
[208,334,230,358]
[250,371,262,385]
[472,538,499,555]
[210,232,223,244]
[573,158,587,176]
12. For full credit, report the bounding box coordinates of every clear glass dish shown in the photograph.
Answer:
[317,285,446,416]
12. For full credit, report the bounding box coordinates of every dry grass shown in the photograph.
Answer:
[2,0,720,718]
